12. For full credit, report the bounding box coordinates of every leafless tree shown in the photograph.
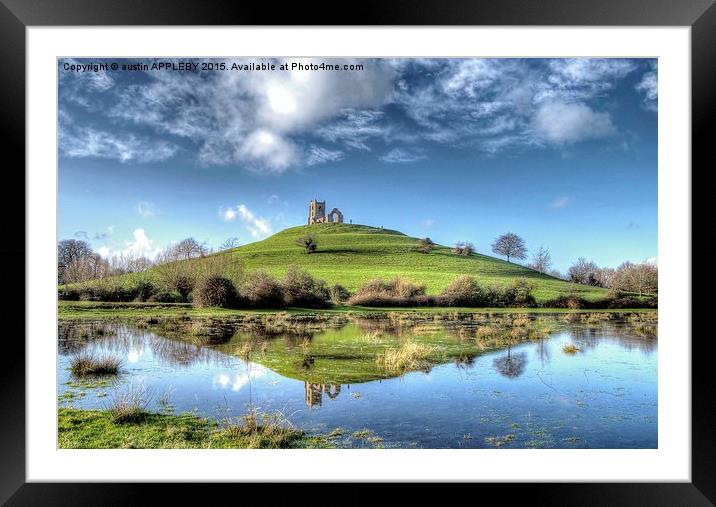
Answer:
[58,239,94,283]
[220,237,241,251]
[491,233,527,263]
[417,237,435,254]
[548,269,565,280]
[63,253,111,283]
[165,238,209,261]
[567,257,600,285]
[453,241,474,256]
[529,246,552,274]
[612,261,658,296]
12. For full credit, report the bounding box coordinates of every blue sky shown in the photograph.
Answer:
[58,58,657,272]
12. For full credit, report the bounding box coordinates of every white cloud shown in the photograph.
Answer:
[533,102,615,145]
[238,129,299,172]
[97,228,162,259]
[306,145,344,166]
[422,218,436,228]
[104,58,395,171]
[636,68,658,112]
[60,126,178,163]
[136,201,156,217]
[221,204,272,239]
[380,148,426,163]
[550,196,571,209]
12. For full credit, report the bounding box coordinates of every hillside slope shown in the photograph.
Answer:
[218,223,605,302]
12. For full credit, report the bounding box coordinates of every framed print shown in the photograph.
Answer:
[3,0,715,503]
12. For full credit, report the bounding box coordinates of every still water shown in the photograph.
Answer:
[58,313,657,448]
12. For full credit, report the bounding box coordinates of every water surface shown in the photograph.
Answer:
[58,313,657,448]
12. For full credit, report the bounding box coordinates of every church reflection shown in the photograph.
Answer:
[304,382,342,408]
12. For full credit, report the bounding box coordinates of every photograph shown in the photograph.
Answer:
[55,56,659,450]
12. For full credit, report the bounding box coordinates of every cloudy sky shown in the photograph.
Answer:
[58,58,657,272]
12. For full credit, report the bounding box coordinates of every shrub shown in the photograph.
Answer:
[541,295,589,309]
[58,287,81,301]
[147,291,183,303]
[281,267,331,308]
[131,280,157,302]
[453,241,474,256]
[70,353,122,377]
[439,276,486,306]
[106,384,152,424]
[328,284,351,305]
[417,237,435,254]
[439,276,536,307]
[193,275,238,308]
[295,235,318,254]
[240,270,284,308]
[347,277,428,307]
[504,278,537,307]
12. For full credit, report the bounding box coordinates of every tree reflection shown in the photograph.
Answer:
[493,347,527,379]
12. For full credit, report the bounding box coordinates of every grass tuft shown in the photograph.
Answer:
[70,353,122,377]
[376,341,435,374]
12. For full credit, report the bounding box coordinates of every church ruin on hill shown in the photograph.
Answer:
[307,199,344,224]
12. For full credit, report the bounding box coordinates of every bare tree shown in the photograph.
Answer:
[417,237,435,254]
[58,239,93,283]
[220,237,241,251]
[491,233,527,263]
[612,261,658,296]
[296,235,318,254]
[567,257,600,285]
[548,269,565,280]
[453,241,474,256]
[63,253,111,283]
[165,238,209,261]
[529,246,552,274]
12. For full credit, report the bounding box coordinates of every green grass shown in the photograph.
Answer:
[67,223,608,303]
[58,408,335,449]
[58,300,656,320]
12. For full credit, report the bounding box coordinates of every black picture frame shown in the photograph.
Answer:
[2,0,713,503]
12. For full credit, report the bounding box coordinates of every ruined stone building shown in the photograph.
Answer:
[307,199,344,224]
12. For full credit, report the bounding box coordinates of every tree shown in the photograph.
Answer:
[491,233,527,263]
[453,241,474,256]
[612,261,658,296]
[58,239,93,283]
[529,246,552,274]
[417,237,435,254]
[296,235,318,254]
[567,257,600,285]
[220,237,240,251]
[166,237,209,261]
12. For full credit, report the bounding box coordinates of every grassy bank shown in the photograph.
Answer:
[58,301,656,320]
[58,408,335,449]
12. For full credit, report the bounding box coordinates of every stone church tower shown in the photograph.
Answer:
[308,199,343,224]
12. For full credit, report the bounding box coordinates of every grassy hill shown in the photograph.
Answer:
[216,223,605,302]
[65,223,609,303]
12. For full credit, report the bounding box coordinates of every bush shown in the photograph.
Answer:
[58,287,81,301]
[541,295,589,309]
[240,271,284,308]
[328,284,351,305]
[146,291,183,303]
[439,276,486,306]
[347,277,430,307]
[439,276,536,307]
[295,235,318,254]
[453,241,474,256]
[281,267,331,308]
[417,237,435,254]
[131,280,157,302]
[193,275,238,308]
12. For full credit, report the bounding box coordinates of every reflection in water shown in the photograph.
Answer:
[58,311,658,448]
[304,382,342,408]
[493,347,527,379]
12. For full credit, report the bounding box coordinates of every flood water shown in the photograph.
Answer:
[58,312,657,448]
